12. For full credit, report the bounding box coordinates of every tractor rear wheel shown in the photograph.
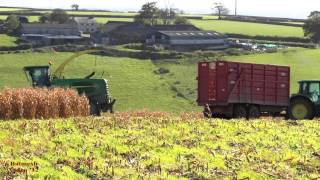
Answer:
[248,105,260,119]
[289,98,314,120]
[234,105,247,119]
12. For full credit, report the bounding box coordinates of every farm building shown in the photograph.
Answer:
[146,31,229,51]
[90,31,110,44]
[73,17,98,34]
[91,21,200,45]
[19,23,85,45]
[20,23,80,36]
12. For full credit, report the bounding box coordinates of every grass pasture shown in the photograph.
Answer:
[0,8,23,11]
[154,48,320,100]
[0,34,17,47]
[1,48,320,111]
[190,19,304,37]
[0,114,319,179]
[0,52,197,112]
[95,17,133,24]
[0,15,39,22]
[66,11,137,17]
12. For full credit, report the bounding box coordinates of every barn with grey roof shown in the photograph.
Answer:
[147,30,229,50]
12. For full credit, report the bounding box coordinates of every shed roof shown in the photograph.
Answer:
[22,34,83,39]
[74,17,96,24]
[158,31,227,39]
[21,23,78,29]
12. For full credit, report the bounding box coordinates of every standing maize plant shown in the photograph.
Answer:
[11,89,24,119]
[23,88,39,119]
[0,88,90,120]
[0,88,13,119]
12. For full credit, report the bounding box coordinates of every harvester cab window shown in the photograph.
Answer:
[28,68,50,87]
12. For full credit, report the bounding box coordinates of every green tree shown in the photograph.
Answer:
[71,4,79,11]
[134,2,160,26]
[39,13,50,23]
[213,2,229,20]
[43,9,70,24]
[6,15,20,33]
[159,8,176,25]
[304,11,320,43]
[174,16,190,25]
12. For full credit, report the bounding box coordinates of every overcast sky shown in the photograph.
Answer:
[0,0,318,19]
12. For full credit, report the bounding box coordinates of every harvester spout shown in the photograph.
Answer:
[85,72,95,79]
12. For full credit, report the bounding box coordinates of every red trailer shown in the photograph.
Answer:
[197,60,290,118]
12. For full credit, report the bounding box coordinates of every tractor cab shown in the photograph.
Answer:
[23,66,51,87]
[298,80,320,103]
[289,80,320,120]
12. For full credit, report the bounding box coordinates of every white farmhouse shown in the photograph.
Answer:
[73,17,98,34]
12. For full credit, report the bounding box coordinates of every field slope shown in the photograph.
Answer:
[0,114,319,179]
[0,52,198,112]
[1,48,320,112]
[190,20,304,37]
[0,34,17,47]
[155,48,320,100]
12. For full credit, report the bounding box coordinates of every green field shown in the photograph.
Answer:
[0,15,7,20]
[0,114,319,179]
[0,8,23,11]
[95,17,133,24]
[1,48,320,112]
[66,11,137,16]
[0,15,39,22]
[190,19,304,37]
[0,34,17,47]
[0,52,197,112]
[154,48,320,99]
[0,8,306,38]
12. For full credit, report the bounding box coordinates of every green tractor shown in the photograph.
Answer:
[23,50,115,116]
[289,80,320,120]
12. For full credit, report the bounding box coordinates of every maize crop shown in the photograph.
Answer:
[0,88,89,120]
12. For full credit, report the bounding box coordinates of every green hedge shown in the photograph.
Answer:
[227,33,310,43]
[0,43,32,51]
[222,17,304,27]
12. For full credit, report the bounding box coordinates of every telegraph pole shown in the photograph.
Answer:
[235,0,238,16]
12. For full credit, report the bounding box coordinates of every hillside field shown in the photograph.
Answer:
[0,48,320,112]
[190,20,304,37]
[0,52,198,112]
[0,34,17,47]
[0,8,23,11]
[0,113,319,179]
[155,48,320,98]
[0,7,304,38]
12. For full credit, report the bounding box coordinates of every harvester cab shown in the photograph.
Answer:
[289,80,320,120]
[23,66,51,87]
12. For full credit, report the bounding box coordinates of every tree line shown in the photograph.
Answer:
[133,2,189,26]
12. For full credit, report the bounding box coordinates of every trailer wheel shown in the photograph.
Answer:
[234,105,247,119]
[203,105,212,118]
[248,106,260,119]
[289,98,314,120]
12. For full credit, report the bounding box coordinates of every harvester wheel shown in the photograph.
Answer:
[289,98,314,120]
[203,104,212,118]
[248,105,260,119]
[90,102,101,116]
[234,105,247,119]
